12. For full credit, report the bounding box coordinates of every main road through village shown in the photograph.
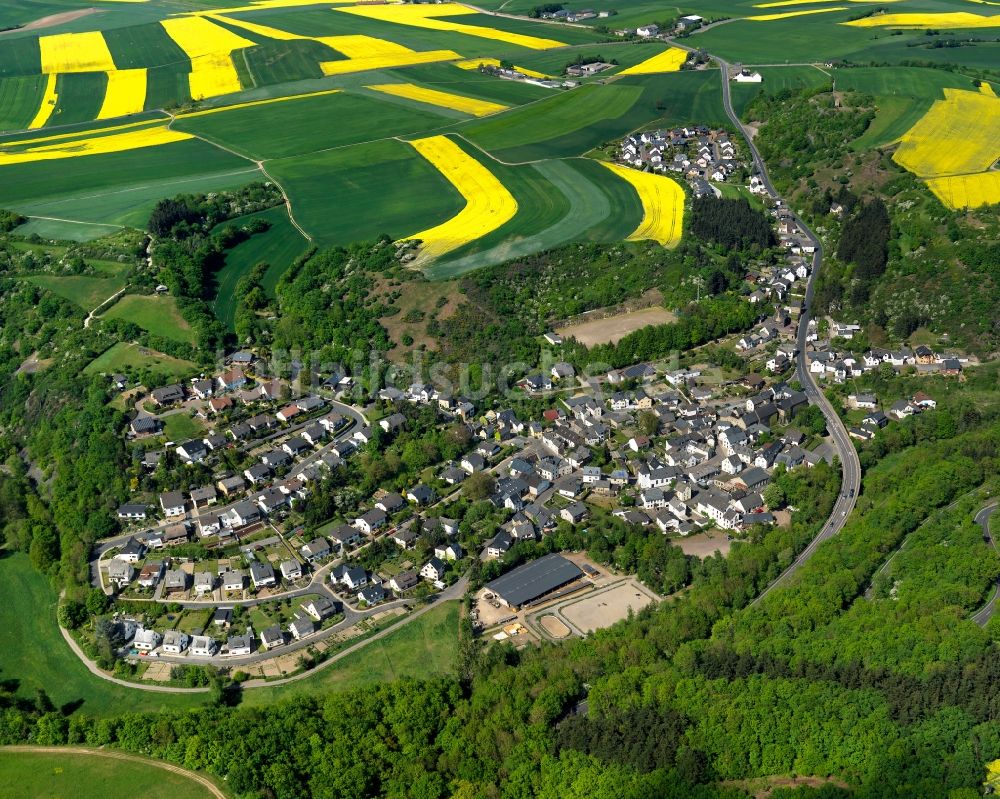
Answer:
[668,40,864,601]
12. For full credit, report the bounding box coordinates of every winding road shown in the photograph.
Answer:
[670,45,863,602]
[971,502,999,627]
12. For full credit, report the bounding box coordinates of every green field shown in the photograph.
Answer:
[0,751,218,799]
[83,341,198,382]
[462,72,727,162]
[0,74,46,132]
[24,273,126,310]
[100,294,196,345]
[268,137,465,246]
[394,62,552,105]
[211,206,308,329]
[0,551,204,716]
[48,72,106,128]
[175,90,453,160]
[242,600,459,705]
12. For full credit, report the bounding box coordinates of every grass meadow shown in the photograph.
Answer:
[100,294,196,345]
[0,751,218,799]
[242,600,459,705]
[83,341,198,381]
[24,273,126,310]
[0,551,204,716]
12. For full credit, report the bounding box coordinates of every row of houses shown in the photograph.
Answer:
[809,341,964,384]
[619,126,743,190]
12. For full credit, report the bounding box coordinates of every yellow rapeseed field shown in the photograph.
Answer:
[755,0,903,6]
[893,89,1000,177]
[0,126,191,167]
[28,74,58,130]
[927,172,1000,210]
[453,58,552,79]
[749,7,848,21]
[618,47,688,75]
[402,135,518,263]
[161,17,256,99]
[39,31,117,73]
[980,81,997,96]
[844,11,1000,28]
[319,34,420,58]
[98,69,148,120]
[367,83,508,116]
[320,50,461,76]
[336,3,566,49]
[600,162,684,248]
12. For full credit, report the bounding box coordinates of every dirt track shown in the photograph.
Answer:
[1,746,228,798]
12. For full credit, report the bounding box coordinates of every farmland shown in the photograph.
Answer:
[0,0,992,290]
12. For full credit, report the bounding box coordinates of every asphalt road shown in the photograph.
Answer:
[971,502,999,627]
[698,51,863,603]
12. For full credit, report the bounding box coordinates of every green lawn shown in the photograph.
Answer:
[100,294,196,345]
[211,206,308,329]
[0,751,218,799]
[162,413,205,441]
[24,274,126,311]
[0,551,206,717]
[83,342,198,382]
[242,600,459,705]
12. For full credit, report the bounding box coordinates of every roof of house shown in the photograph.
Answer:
[484,553,583,608]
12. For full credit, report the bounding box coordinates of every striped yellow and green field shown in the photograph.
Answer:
[100,293,196,344]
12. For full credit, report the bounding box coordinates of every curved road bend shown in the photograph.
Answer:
[1,746,228,799]
[971,502,999,627]
[665,42,863,601]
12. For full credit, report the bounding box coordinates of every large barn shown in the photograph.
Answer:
[485,553,583,610]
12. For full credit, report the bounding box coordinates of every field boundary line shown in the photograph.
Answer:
[164,117,313,243]
[0,746,229,799]
[26,215,123,229]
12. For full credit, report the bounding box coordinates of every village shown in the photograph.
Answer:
[80,186,968,679]
[617,125,748,198]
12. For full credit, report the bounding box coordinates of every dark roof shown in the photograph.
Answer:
[485,553,583,608]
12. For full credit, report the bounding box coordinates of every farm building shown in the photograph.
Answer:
[485,553,583,610]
